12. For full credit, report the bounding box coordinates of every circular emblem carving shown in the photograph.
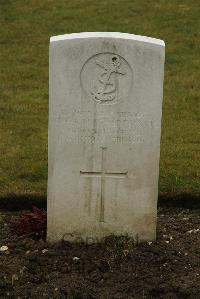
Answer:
[81,53,133,105]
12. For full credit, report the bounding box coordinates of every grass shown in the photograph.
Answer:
[0,0,199,198]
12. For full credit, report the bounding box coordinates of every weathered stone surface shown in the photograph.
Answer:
[47,32,165,242]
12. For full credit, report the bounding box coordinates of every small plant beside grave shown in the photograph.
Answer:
[10,206,47,239]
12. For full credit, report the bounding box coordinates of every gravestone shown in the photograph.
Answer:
[47,32,165,242]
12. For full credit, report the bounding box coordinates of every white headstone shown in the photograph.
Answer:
[47,32,165,242]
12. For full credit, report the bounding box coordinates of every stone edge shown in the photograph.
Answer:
[50,32,165,47]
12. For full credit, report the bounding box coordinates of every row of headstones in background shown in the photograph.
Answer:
[47,32,165,242]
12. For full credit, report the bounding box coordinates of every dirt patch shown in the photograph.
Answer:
[0,206,199,298]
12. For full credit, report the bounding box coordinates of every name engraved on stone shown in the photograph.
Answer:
[80,147,128,222]
[81,53,133,105]
[54,109,156,145]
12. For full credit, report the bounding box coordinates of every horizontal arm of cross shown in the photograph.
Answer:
[80,171,127,178]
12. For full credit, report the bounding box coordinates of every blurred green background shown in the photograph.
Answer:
[0,0,199,198]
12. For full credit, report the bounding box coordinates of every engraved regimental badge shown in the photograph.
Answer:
[81,53,133,105]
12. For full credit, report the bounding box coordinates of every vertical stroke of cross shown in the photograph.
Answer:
[80,147,127,222]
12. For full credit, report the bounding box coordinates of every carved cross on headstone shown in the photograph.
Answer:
[80,147,128,222]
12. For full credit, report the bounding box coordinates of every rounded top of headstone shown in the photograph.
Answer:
[50,32,165,47]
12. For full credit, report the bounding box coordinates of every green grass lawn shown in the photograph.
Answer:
[0,0,199,198]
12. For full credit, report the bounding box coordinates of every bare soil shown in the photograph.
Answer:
[0,202,199,299]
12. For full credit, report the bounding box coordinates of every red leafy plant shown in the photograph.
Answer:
[10,206,47,239]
